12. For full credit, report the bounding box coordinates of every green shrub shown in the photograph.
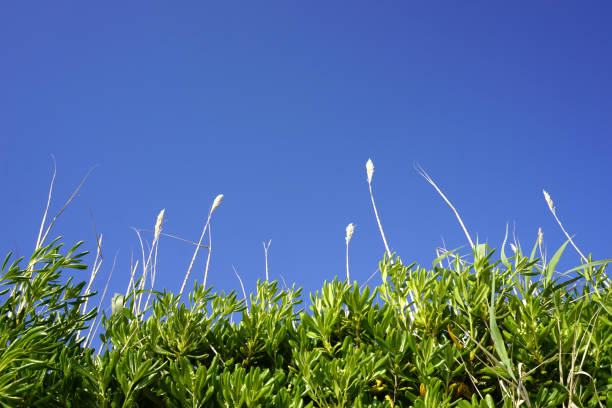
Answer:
[1,236,609,407]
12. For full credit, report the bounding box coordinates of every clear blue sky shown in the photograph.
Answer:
[2,2,611,309]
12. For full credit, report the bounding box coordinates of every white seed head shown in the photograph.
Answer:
[542,189,555,215]
[345,223,355,244]
[510,243,518,253]
[366,158,374,184]
[537,227,543,246]
[211,194,224,213]
[154,209,165,241]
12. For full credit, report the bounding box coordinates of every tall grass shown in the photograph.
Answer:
[0,160,609,407]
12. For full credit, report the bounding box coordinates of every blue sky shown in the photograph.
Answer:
[1,2,611,312]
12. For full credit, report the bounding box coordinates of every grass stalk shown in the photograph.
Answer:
[132,228,147,314]
[359,267,380,290]
[143,209,165,312]
[415,163,474,249]
[542,189,588,263]
[86,252,117,348]
[366,159,391,256]
[149,231,209,248]
[367,158,417,322]
[345,223,354,281]
[263,240,271,281]
[19,162,93,314]
[35,155,57,252]
[204,224,213,289]
[81,233,104,317]
[232,265,248,315]
[180,194,223,297]
[38,166,95,253]
[125,257,139,298]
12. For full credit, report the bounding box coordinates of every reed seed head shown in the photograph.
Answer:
[154,209,165,241]
[211,194,224,213]
[345,223,355,244]
[366,158,374,184]
[542,189,555,215]
[537,227,543,246]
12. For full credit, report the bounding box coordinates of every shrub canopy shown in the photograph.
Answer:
[0,238,610,407]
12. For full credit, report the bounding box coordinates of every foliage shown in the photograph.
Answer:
[0,237,610,407]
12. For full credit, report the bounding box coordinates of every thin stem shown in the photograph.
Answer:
[86,252,118,349]
[181,195,222,296]
[360,267,380,290]
[345,240,350,282]
[35,155,56,251]
[137,230,209,249]
[143,236,161,312]
[125,256,139,297]
[132,228,147,314]
[39,166,96,248]
[263,240,271,281]
[368,182,391,257]
[232,265,248,315]
[81,234,103,316]
[203,224,213,289]
[416,163,474,249]
[543,190,588,263]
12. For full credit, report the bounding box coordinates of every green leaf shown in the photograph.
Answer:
[563,259,611,274]
[432,246,463,268]
[543,239,570,287]
[489,274,516,381]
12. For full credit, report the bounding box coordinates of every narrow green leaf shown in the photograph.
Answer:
[543,240,570,287]
[489,274,516,381]
[550,276,582,292]
[563,259,611,274]
[432,246,463,268]
[1,252,12,272]
[529,236,539,261]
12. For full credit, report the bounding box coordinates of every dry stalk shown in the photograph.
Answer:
[542,190,588,263]
[204,224,213,289]
[415,163,474,249]
[81,234,104,316]
[263,240,271,281]
[556,311,565,388]
[537,227,546,266]
[19,161,93,314]
[366,159,391,256]
[232,265,248,315]
[360,267,380,290]
[132,228,147,314]
[435,247,444,269]
[125,256,139,298]
[568,309,601,407]
[38,166,96,251]
[86,252,118,348]
[35,155,57,251]
[366,158,416,321]
[180,194,223,297]
[143,209,165,312]
[88,205,103,261]
[146,231,209,248]
[345,223,354,281]
[279,273,289,291]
